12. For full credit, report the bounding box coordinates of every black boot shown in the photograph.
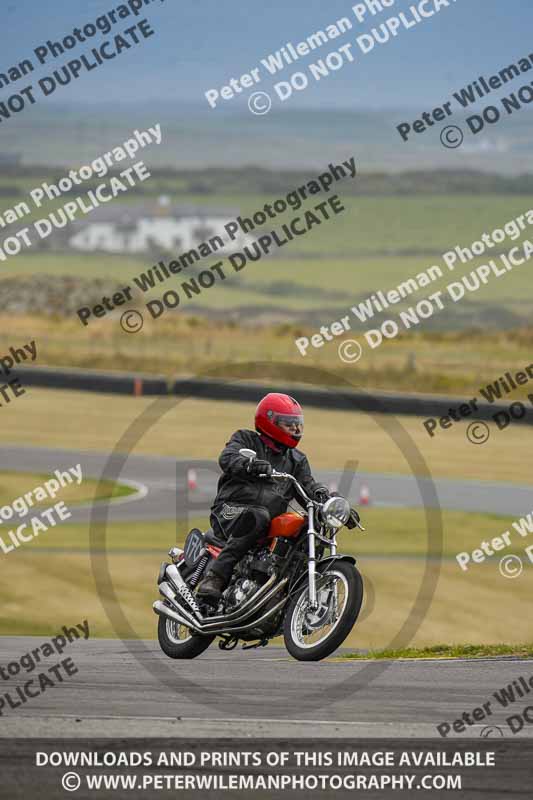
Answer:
[197,573,226,602]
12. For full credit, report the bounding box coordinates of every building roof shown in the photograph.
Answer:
[69,202,240,226]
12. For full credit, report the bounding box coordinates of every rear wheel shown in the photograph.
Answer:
[283,561,363,662]
[157,614,214,659]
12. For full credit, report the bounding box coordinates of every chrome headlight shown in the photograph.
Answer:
[322,496,350,529]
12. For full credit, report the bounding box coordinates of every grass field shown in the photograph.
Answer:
[3,313,533,399]
[1,508,530,647]
[3,194,532,261]
[1,184,532,652]
[3,188,533,397]
[2,387,532,486]
[4,224,533,322]
[342,643,533,660]
[1,391,530,649]
[3,192,533,326]
[11,507,515,558]
[10,252,528,317]
[0,471,134,508]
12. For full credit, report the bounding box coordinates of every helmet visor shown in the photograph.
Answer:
[274,413,304,438]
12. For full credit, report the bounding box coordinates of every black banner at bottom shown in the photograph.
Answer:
[1,738,532,799]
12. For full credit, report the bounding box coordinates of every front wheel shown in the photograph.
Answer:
[283,561,363,662]
[157,614,214,659]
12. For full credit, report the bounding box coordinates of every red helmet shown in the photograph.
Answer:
[255,393,304,448]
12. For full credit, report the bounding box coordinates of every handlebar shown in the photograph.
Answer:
[264,469,313,505]
[269,469,365,530]
[238,449,364,528]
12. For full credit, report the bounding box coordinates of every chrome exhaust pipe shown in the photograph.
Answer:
[153,596,288,637]
[217,596,288,634]
[164,564,205,621]
[199,577,288,631]
[154,579,288,634]
[165,563,283,627]
[201,573,278,624]
[166,563,199,595]
[157,563,288,632]
[158,582,199,629]
[153,601,203,633]
[165,561,278,624]
[165,562,187,588]
[157,578,287,632]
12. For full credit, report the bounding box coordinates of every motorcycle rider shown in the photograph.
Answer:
[197,392,359,603]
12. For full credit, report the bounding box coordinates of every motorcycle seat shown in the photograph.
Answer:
[204,528,227,548]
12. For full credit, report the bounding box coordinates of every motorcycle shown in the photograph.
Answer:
[153,448,365,662]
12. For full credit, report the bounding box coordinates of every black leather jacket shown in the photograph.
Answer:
[211,429,324,519]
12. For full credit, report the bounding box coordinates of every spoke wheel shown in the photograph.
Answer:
[157,607,214,660]
[291,571,349,648]
[165,619,193,645]
[283,561,363,662]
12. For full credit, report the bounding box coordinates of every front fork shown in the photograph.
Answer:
[307,503,338,612]
[307,504,318,610]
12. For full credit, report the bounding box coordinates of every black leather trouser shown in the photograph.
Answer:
[207,505,271,585]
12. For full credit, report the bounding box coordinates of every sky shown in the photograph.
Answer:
[1,0,532,112]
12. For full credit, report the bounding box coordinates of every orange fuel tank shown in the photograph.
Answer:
[267,512,306,540]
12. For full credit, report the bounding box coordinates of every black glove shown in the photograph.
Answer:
[313,485,330,503]
[246,459,272,478]
[346,507,361,529]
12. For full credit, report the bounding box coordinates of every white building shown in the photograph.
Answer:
[68,205,256,256]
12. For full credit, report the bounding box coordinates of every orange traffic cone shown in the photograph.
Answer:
[187,468,198,491]
[359,484,370,506]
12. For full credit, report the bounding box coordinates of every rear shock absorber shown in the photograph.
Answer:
[189,554,209,588]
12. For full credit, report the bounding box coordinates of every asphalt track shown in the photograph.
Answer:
[1,638,533,739]
[2,445,532,523]
[1,445,532,739]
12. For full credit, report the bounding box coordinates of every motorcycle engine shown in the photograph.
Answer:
[224,548,277,610]
[224,577,258,610]
[245,547,276,580]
